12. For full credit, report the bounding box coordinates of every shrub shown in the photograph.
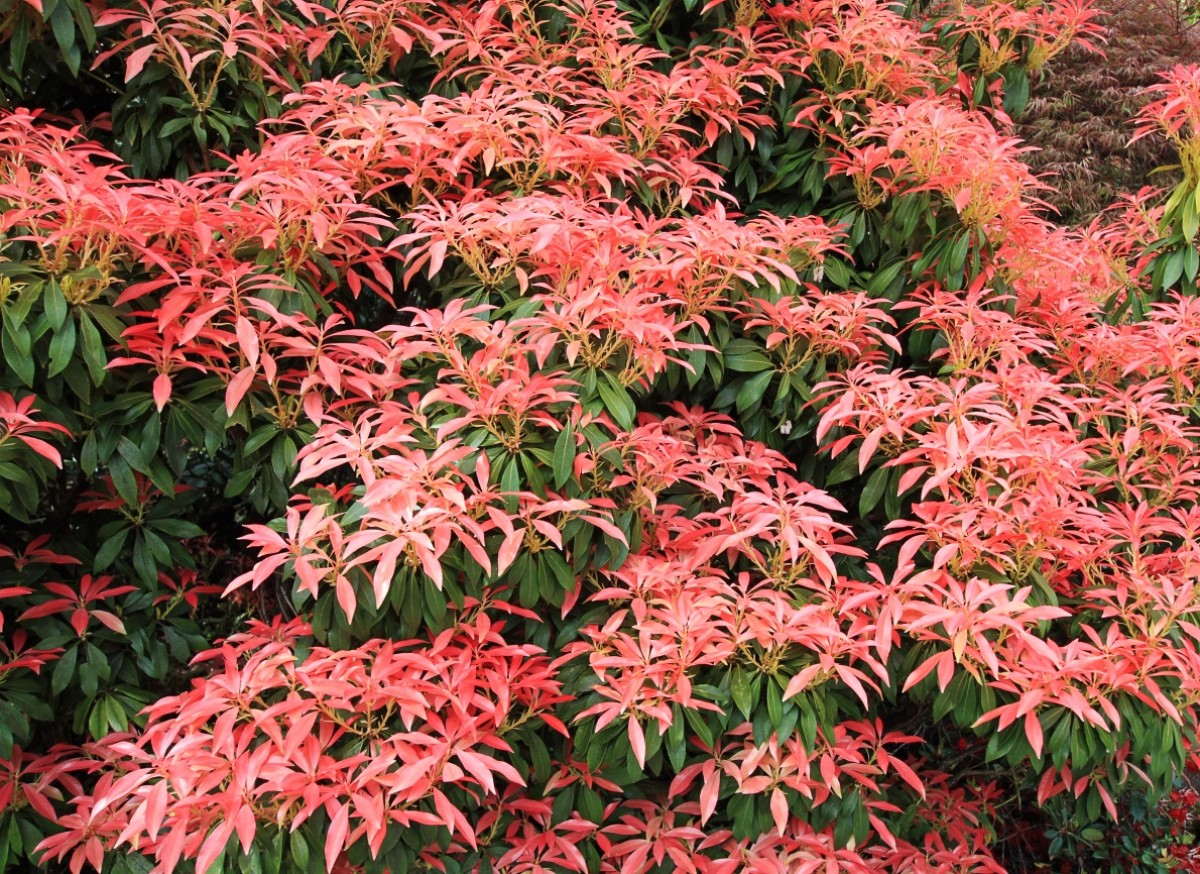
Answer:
[0,1,1198,873]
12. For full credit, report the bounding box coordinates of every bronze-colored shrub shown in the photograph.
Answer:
[1017,0,1198,222]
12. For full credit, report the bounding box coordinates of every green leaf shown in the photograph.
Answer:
[823,450,860,487]
[43,280,67,331]
[243,425,281,455]
[2,324,34,386]
[798,698,817,748]
[422,578,447,624]
[866,259,906,298]
[108,458,139,508]
[945,231,970,280]
[224,467,257,498]
[148,518,205,539]
[66,0,96,47]
[77,658,99,699]
[105,695,128,732]
[500,456,521,511]
[1182,192,1199,242]
[240,844,263,874]
[87,305,126,341]
[145,459,176,496]
[158,116,194,138]
[519,448,547,494]
[270,433,298,481]
[143,529,173,564]
[577,785,603,823]
[46,313,77,377]
[735,371,773,414]
[1004,69,1030,116]
[527,731,551,783]
[1184,243,1199,282]
[87,642,111,681]
[116,436,147,473]
[666,708,686,771]
[80,429,98,475]
[552,423,575,488]
[87,699,108,739]
[94,528,130,571]
[289,829,310,870]
[51,644,78,696]
[822,258,852,288]
[731,668,754,720]
[1162,249,1185,290]
[551,785,576,826]
[131,534,157,586]
[766,678,783,729]
[858,465,888,516]
[731,793,756,839]
[543,549,574,590]
[4,816,19,857]
[77,311,107,385]
[517,558,538,607]
[6,281,41,327]
[596,373,635,431]
[48,1,81,76]
[683,704,714,749]
[722,339,774,373]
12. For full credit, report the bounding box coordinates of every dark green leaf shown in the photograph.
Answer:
[51,645,78,696]
[858,465,889,516]
[552,423,575,488]
[596,373,635,431]
[77,310,107,385]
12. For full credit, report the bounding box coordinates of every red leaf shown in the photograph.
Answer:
[17,436,62,467]
[1025,711,1044,759]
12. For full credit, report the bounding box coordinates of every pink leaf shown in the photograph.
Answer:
[496,527,523,575]
[699,769,721,824]
[427,239,449,278]
[236,317,260,369]
[91,610,127,635]
[125,44,156,82]
[628,716,646,769]
[432,788,458,835]
[225,368,257,416]
[196,820,233,874]
[1025,711,1044,759]
[770,788,788,835]
[152,373,172,412]
[234,804,257,854]
[335,576,356,624]
[325,803,350,874]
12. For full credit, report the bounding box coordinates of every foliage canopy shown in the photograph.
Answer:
[1,1,1200,873]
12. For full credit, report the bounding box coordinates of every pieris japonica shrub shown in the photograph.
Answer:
[1,0,1200,873]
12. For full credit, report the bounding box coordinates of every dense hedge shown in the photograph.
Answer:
[0,1,1199,873]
